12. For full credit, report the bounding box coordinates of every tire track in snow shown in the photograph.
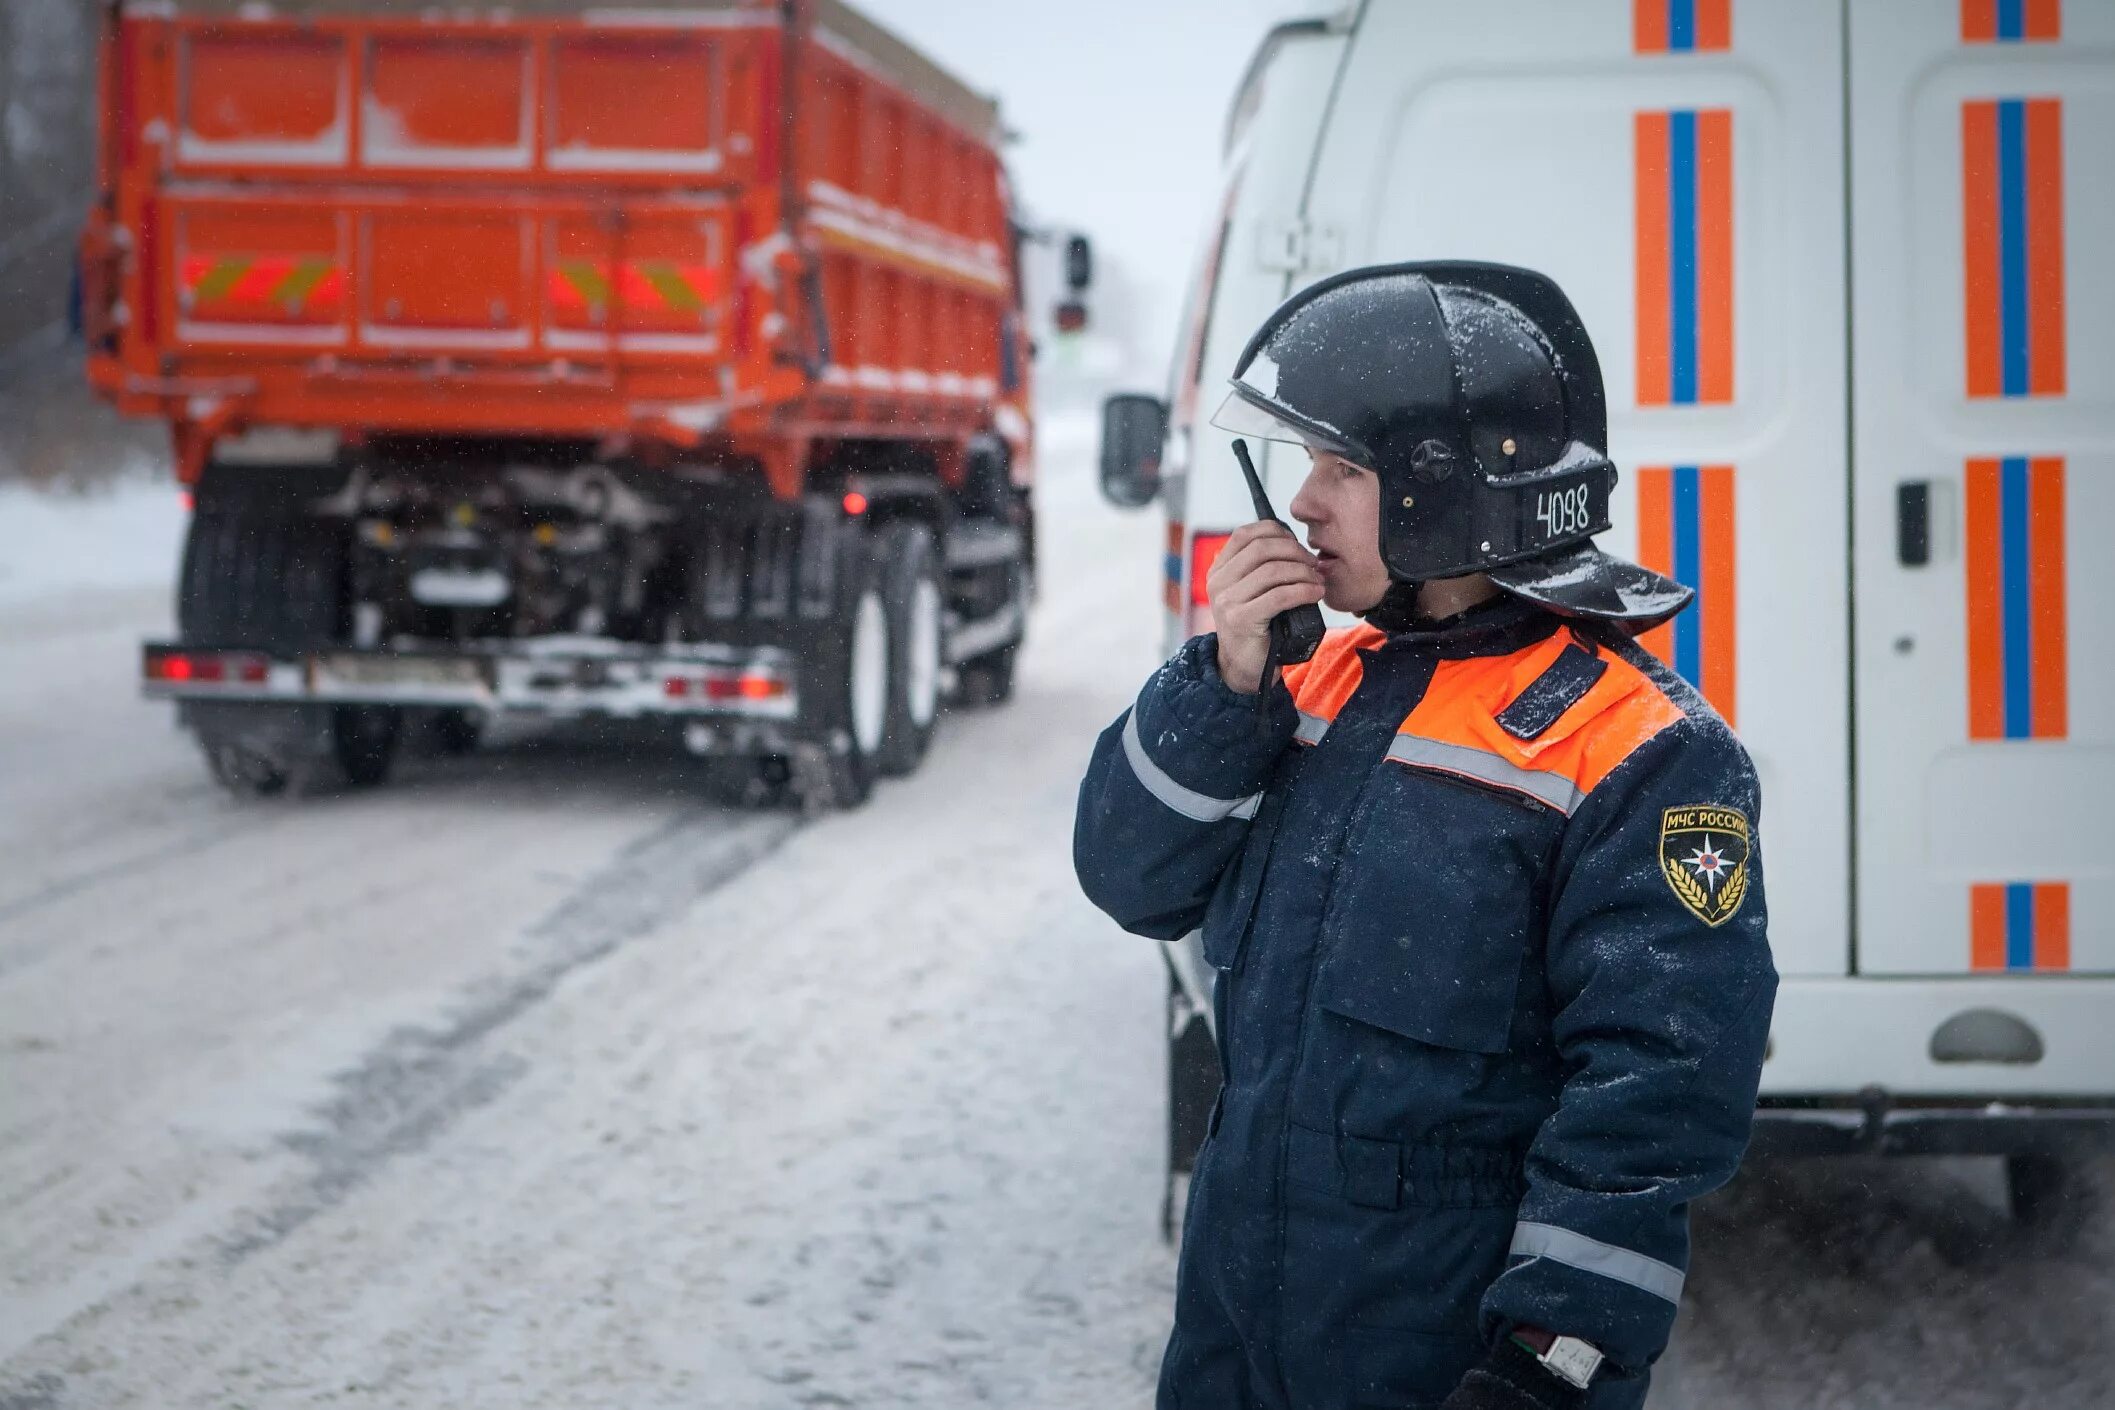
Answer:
[0,805,797,1370]
[218,806,801,1265]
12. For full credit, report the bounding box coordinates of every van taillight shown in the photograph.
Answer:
[1187,531,1232,636]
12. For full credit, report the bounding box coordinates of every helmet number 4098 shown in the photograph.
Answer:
[1535,484,1592,541]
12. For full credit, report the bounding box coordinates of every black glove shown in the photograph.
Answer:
[1438,1336,1589,1410]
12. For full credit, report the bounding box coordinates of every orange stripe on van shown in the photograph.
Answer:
[1960,0,1998,40]
[2024,0,2061,39]
[1969,883,2008,970]
[1634,467,1674,663]
[1963,459,2006,740]
[1695,0,1731,50]
[2035,883,2071,970]
[2027,457,2068,739]
[1961,102,2003,399]
[1695,109,1735,404]
[2024,99,2066,396]
[1633,112,1672,406]
[1699,465,1738,725]
[1632,0,1669,54]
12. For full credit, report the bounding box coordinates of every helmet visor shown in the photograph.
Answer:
[1208,385,1369,467]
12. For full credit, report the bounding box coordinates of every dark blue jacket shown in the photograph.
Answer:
[1076,602,1776,1410]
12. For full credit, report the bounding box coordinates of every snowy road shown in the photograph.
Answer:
[2,449,2111,1408]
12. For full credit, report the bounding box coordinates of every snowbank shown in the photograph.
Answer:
[0,481,187,608]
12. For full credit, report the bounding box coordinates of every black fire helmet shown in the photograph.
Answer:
[1209,260,1691,630]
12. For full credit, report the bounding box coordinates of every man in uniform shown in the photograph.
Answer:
[1074,263,1776,1410]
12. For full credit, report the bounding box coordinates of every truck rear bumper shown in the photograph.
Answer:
[143,639,798,724]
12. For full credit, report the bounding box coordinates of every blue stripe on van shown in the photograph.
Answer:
[1671,465,1702,684]
[1669,111,1699,404]
[1998,456,2032,738]
[2005,881,2035,969]
[1997,99,2029,397]
[1668,0,1696,50]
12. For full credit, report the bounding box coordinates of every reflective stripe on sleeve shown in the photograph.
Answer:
[1509,1221,1686,1305]
[1384,734,1583,815]
[1294,711,1330,746]
[1121,712,1263,823]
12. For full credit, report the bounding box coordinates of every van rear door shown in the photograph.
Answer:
[1847,0,2109,975]
[1299,0,1851,976]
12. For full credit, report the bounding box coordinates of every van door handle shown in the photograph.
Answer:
[1897,481,1931,567]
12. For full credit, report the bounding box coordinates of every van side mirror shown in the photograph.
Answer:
[1099,393,1167,510]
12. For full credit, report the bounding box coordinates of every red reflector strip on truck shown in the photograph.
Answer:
[662,672,791,703]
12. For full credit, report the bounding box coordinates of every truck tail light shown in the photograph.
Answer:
[1186,530,1231,636]
[144,649,269,685]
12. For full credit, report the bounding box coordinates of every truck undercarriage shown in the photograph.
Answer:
[150,437,1031,806]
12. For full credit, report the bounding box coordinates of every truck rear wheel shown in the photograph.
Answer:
[874,520,943,777]
[332,705,402,788]
[431,708,485,758]
[951,558,1027,708]
[200,733,294,798]
[179,506,395,794]
[954,644,1017,707]
[794,525,886,811]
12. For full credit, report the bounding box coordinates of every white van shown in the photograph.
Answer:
[1099,0,2111,1233]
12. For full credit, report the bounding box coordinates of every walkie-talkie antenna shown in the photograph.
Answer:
[1232,438,1276,523]
[1229,438,1325,669]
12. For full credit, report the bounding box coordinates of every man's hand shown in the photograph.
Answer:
[1207,520,1324,694]
[1438,1339,1588,1410]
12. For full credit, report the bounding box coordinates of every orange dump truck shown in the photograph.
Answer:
[83,0,1066,804]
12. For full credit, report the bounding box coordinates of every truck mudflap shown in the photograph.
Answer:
[143,639,800,723]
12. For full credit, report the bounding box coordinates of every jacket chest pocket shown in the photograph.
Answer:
[1314,762,1560,1054]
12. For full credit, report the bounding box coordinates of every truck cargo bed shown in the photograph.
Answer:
[84,0,1030,492]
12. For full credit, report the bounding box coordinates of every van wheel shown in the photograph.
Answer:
[2006,1154,2073,1229]
[1164,970,1221,1244]
[874,520,943,776]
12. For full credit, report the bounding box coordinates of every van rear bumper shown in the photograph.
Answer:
[1750,1096,2115,1158]
[1756,976,2115,1134]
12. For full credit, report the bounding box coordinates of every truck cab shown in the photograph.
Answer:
[1101,0,2111,1232]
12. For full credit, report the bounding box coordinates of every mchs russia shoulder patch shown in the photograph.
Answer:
[1659,804,1752,927]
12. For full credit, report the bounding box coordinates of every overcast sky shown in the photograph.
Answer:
[855,0,1326,373]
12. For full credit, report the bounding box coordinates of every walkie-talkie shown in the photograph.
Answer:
[1231,438,1325,669]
